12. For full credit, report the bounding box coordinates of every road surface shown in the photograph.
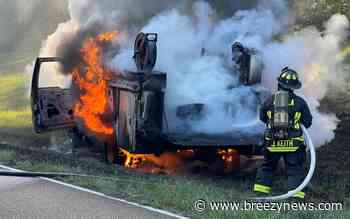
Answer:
[0,168,184,219]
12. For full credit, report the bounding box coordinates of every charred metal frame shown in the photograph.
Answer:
[31,58,75,133]
[109,71,166,154]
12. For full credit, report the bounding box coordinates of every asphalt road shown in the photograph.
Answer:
[0,169,182,219]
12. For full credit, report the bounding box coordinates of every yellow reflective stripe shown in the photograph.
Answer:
[292,191,305,199]
[267,147,299,152]
[294,112,301,129]
[253,184,271,194]
[292,136,305,142]
[287,74,292,80]
[267,111,272,119]
[292,75,297,80]
[289,99,295,106]
[268,147,299,151]
[267,111,272,128]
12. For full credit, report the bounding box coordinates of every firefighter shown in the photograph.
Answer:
[253,67,313,199]
[232,42,250,84]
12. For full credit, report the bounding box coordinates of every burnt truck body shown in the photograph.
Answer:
[31,33,264,163]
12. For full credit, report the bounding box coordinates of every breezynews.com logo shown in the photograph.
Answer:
[193,199,343,214]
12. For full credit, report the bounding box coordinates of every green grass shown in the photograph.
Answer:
[0,73,51,146]
[0,73,31,127]
[0,147,347,219]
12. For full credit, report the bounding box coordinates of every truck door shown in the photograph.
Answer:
[31,57,75,133]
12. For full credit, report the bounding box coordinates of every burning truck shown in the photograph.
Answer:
[31,31,266,171]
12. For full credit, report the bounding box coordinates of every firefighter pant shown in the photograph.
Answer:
[254,147,306,198]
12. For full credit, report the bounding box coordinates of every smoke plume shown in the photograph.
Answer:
[38,0,349,147]
[0,0,68,73]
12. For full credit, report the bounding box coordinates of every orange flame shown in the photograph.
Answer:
[120,149,195,175]
[72,31,118,135]
[121,148,242,175]
[218,149,240,173]
[98,31,118,42]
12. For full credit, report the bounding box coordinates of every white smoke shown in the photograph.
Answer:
[112,2,348,146]
[262,13,349,146]
[37,0,349,147]
[112,1,292,135]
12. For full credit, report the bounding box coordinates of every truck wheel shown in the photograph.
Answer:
[144,41,157,72]
[247,53,263,85]
[134,32,157,72]
[134,33,146,71]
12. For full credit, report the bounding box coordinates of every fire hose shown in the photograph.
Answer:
[0,166,154,185]
[0,170,104,178]
[253,125,316,200]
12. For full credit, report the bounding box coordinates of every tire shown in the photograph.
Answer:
[144,41,157,72]
[134,33,146,71]
[134,33,157,72]
[248,53,263,85]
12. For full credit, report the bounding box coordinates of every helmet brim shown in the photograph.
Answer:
[278,78,302,90]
